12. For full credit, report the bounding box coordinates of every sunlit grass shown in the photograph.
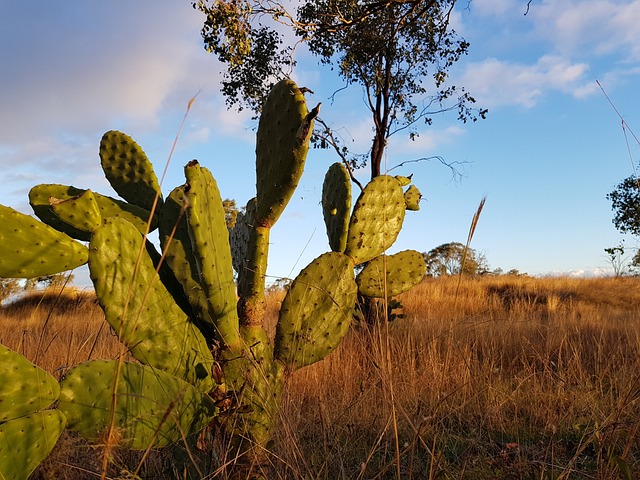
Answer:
[3,275,639,479]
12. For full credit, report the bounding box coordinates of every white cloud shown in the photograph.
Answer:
[459,55,591,108]
[390,126,466,154]
[531,0,640,61]
[469,0,520,17]
[0,2,223,145]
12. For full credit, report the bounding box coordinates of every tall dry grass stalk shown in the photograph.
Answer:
[4,275,640,478]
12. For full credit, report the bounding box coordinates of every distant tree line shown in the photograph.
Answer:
[422,241,522,277]
[0,273,73,304]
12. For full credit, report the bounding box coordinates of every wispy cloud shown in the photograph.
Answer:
[459,0,640,108]
[459,55,591,108]
[0,2,249,211]
[390,126,466,154]
[531,0,640,61]
[0,3,220,145]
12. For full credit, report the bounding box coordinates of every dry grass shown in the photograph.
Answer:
[3,276,640,479]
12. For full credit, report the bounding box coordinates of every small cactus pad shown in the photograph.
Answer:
[344,176,406,265]
[0,410,66,480]
[0,345,60,422]
[29,184,86,239]
[89,217,214,391]
[30,184,157,241]
[0,205,88,278]
[356,250,427,298]
[99,130,163,212]
[255,79,317,227]
[184,161,240,347]
[59,360,217,450]
[322,162,351,253]
[49,189,102,234]
[404,185,422,211]
[394,175,412,186]
[275,252,357,369]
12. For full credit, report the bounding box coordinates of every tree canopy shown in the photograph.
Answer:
[192,0,486,179]
[423,241,488,277]
[607,176,640,236]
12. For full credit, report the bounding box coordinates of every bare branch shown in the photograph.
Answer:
[524,0,533,15]
[387,155,469,182]
[315,118,365,190]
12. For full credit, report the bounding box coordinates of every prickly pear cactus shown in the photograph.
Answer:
[322,163,426,318]
[0,78,427,475]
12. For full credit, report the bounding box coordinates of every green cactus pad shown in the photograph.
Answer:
[0,345,60,422]
[356,250,427,298]
[30,184,157,241]
[158,186,213,326]
[229,198,257,277]
[49,189,102,234]
[0,205,88,278]
[184,161,240,347]
[275,252,357,369]
[0,410,66,480]
[255,79,316,227]
[344,175,406,265]
[322,163,351,253]
[144,239,195,319]
[89,217,214,391]
[404,184,422,211]
[29,184,87,239]
[59,360,217,450]
[99,130,163,212]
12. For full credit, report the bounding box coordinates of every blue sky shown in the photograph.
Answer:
[2,0,640,286]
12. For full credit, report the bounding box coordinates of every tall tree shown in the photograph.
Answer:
[193,0,486,180]
[423,241,488,277]
[607,176,640,236]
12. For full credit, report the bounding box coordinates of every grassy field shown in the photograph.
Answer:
[1,275,639,479]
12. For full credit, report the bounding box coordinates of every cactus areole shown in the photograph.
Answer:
[0,79,426,474]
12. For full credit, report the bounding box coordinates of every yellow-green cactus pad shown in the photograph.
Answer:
[0,410,66,480]
[322,162,351,253]
[30,184,156,241]
[49,189,102,234]
[89,217,214,391]
[0,205,88,278]
[159,186,213,326]
[275,252,357,369]
[59,360,216,450]
[356,250,426,298]
[0,344,60,422]
[344,176,406,264]
[404,184,422,211]
[255,79,316,227]
[99,130,163,212]
[184,161,240,347]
